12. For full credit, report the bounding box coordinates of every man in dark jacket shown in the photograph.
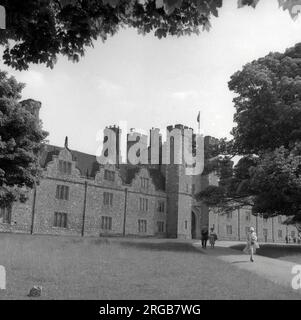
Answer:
[201,227,209,249]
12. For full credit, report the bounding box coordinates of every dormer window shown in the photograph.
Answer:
[104,170,115,181]
[58,160,72,175]
[140,177,149,189]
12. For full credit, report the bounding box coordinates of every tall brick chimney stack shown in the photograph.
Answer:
[20,99,41,120]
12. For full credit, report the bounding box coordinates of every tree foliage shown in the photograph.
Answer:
[0,71,48,207]
[251,145,301,220]
[0,0,299,70]
[229,43,301,155]
[196,42,301,223]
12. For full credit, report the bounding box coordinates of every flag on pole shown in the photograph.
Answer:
[197,111,200,123]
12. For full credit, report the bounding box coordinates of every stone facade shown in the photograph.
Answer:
[1,139,297,243]
[209,208,298,243]
[0,105,298,242]
[0,143,171,238]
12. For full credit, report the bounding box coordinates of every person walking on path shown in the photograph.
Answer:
[201,227,209,249]
[209,228,218,249]
[245,227,260,262]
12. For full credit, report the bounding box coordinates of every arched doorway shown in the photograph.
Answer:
[191,211,197,239]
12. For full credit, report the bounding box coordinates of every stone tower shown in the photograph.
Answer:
[165,124,193,239]
[191,135,221,238]
[103,125,121,167]
[20,99,41,120]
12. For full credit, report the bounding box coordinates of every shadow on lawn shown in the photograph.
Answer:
[231,260,250,264]
[119,240,204,254]
[230,243,301,259]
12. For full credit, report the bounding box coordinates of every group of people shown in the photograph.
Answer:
[201,227,218,249]
[200,226,260,262]
[285,234,301,244]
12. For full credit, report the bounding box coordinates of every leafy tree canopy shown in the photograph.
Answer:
[0,71,48,207]
[0,0,300,70]
[229,42,301,155]
[196,42,301,224]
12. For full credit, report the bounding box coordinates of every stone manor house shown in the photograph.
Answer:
[0,100,298,242]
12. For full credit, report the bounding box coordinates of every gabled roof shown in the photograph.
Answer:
[118,165,140,185]
[40,145,166,191]
[40,144,101,178]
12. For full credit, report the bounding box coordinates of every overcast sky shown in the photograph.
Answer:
[2,0,301,155]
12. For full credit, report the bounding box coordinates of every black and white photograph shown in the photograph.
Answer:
[0,0,301,309]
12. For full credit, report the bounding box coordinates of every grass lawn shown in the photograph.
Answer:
[0,233,299,300]
[231,243,301,264]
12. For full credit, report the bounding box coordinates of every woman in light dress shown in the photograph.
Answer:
[209,228,218,249]
[244,227,260,262]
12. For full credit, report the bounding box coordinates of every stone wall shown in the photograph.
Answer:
[1,147,169,238]
[209,208,299,243]
[0,190,33,234]
[0,144,299,243]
